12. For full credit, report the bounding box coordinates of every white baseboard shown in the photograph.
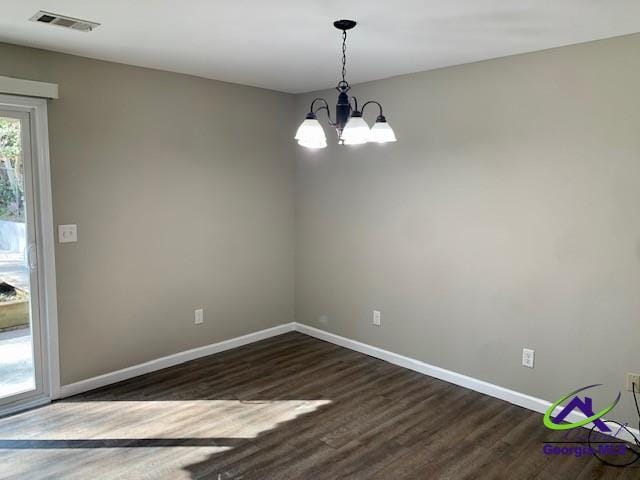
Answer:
[294,322,640,443]
[58,319,638,444]
[60,323,296,398]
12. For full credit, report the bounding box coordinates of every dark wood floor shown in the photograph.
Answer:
[0,332,637,479]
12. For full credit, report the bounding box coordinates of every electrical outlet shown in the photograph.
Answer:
[194,309,204,325]
[373,310,381,326]
[522,348,535,368]
[626,373,640,392]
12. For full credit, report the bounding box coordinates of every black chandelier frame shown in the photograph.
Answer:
[304,19,390,142]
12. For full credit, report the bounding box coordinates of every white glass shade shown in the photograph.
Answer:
[298,137,328,149]
[369,120,397,143]
[295,118,327,149]
[341,115,370,145]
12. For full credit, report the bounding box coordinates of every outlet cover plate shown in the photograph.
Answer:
[522,348,535,368]
[626,373,640,392]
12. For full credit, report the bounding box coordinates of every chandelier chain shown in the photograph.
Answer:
[341,29,348,84]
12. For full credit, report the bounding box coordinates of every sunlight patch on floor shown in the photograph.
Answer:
[0,399,331,480]
[1,446,232,480]
[0,399,331,440]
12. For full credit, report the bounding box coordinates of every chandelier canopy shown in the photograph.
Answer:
[295,20,397,149]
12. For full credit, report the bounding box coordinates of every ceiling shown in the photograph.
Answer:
[2,1,640,93]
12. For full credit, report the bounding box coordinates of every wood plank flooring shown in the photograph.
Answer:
[0,332,637,479]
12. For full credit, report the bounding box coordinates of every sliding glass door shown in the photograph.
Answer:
[0,108,46,411]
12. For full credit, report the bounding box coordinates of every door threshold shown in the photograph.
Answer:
[0,395,50,418]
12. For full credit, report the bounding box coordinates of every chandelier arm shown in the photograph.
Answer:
[349,96,359,113]
[313,105,337,127]
[361,100,384,118]
[309,97,330,114]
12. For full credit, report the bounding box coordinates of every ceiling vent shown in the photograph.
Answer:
[29,11,100,32]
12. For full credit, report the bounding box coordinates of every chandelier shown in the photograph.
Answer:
[295,19,397,149]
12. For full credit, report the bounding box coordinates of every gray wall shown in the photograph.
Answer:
[3,33,639,424]
[0,42,295,385]
[295,34,640,425]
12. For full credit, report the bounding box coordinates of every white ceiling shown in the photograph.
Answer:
[2,1,640,93]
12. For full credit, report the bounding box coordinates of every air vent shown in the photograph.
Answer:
[29,11,100,32]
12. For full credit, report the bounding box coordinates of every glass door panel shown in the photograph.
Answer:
[0,110,43,406]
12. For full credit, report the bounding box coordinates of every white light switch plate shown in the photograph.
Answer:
[194,309,204,325]
[373,310,381,326]
[58,224,77,243]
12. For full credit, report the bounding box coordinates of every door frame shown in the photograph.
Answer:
[0,94,59,415]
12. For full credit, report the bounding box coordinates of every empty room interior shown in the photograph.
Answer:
[2,1,640,478]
